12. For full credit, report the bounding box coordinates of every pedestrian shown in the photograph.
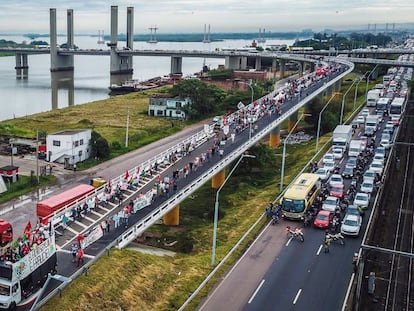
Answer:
[101,219,107,234]
[77,247,84,267]
[71,243,78,263]
[73,163,77,172]
[77,233,84,247]
[62,214,68,232]
[106,218,111,232]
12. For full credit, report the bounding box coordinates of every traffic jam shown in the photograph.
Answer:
[309,55,412,246]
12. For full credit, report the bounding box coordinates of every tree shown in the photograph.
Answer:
[90,131,110,160]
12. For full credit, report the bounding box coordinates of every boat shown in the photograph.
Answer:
[109,75,175,95]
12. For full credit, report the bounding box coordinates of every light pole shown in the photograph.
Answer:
[316,93,339,152]
[365,65,379,100]
[280,113,311,192]
[211,153,256,266]
[353,75,365,111]
[340,79,357,124]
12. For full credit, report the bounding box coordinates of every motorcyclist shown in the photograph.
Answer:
[266,202,274,219]
[324,232,332,253]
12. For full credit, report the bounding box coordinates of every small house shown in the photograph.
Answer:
[0,165,19,183]
[148,94,190,119]
[46,129,92,167]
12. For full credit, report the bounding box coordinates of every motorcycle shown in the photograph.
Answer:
[271,213,279,225]
[286,226,304,242]
[326,232,345,245]
[303,211,314,227]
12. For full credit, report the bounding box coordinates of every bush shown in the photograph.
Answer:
[111,140,122,150]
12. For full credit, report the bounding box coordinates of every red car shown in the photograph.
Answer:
[314,210,333,229]
[330,183,344,199]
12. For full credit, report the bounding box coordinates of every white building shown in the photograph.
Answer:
[148,95,190,119]
[46,129,92,166]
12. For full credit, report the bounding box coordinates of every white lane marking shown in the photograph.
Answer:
[248,279,265,304]
[316,244,323,255]
[293,288,302,305]
[285,237,293,246]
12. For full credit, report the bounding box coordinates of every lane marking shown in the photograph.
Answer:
[316,244,323,255]
[285,237,293,246]
[293,288,302,305]
[248,279,265,304]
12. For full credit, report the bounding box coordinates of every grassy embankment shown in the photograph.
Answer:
[40,75,370,311]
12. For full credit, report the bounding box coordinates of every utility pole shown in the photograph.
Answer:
[125,108,130,147]
[36,130,39,184]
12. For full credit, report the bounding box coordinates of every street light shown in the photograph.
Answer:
[365,65,379,100]
[316,93,339,152]
[211,153,256,266]
[353,75,365,111]
[280,113,311,192]
[340,79,357,124]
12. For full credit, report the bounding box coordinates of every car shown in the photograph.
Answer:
[341,214,362,236]
[385,122,395,134]
[373,153,385,164]
[356,115,365,125]
[332,148,344,160]
[363,170,379,182]
[369,160,384,176]
[351,119,359,129]
[346,204,361,217]
[353,192,370,209]
[376,146,387,158]
[322,196,340,212]
[345,157,358,169]
[342,166,354,178]
[314,210,333,229]
[376,111,384,123]
[323,153,335,164]
[391,115,400,126]
[329,174,343,187]
[315,167,330,182]
[324,160,335,172]
[360,178,375,193]
[359,136,368,150]
[330,183,345,199]
[361,108,369,118]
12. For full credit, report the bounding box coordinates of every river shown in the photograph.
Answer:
[0,35,294,122]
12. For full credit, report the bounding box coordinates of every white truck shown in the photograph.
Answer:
[365,115,379,136]
[332,125,353,151]
[0,234,57,310]
[348,140,363,157]
[366,89,381,107]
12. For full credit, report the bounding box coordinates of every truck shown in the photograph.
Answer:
[0,234,57,310]
[365,115,379,136]
[366,89,381,107]
[348,140,363,157]
[37,184,95,223]
[0,220,12,246]
[332,125,353,151]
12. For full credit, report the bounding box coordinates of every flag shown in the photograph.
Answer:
[24,221,32,234]
[125,170,130,180]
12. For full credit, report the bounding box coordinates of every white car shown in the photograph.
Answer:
[322,196,340,212]
[361,109,369,118]
[363,170,378,181]
[323,153,335,164]
[373,153,385,163]
[376,146,387,158]
[353,192,370,209]
[360,178,375,193]
[356,115,365,125]
[329,174,343,187]
[341,214,362,236]
[315,167,330,181]
[324,160,335,172]
[369,161,384,176]
[332,148,344,160]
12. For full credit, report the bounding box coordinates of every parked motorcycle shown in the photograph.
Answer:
[286,226,304,242]
[326,232,345,245]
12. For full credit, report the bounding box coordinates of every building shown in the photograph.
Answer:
[46,129,92,167]
[148,94,190,119]
[0,165,19,183]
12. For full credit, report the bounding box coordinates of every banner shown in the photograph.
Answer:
[81,225,104,250]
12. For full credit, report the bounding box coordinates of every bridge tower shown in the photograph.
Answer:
[15,53,28,79]
[163,205,180,226]
[269,125,281,147]
[49,9,74,72]
[109,6,134,84]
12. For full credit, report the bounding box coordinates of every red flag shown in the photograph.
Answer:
[24,221,32,234]
[125,170,130,180]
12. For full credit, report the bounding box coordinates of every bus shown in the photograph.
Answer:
[389,97,406,125]
[280,173,321,220]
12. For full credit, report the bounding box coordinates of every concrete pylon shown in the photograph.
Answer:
[271,58,277,73]
[225,56,247,70]
[269,126,281,147]
[279,59,286,78]
[171,56,183,75]
[255,56,262,70]
[49,8,74,72]
[163,205,180,226]
[288,111,298,132]
[212,170,225,189]
[15,53,28,79]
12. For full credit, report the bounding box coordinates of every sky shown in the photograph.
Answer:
[0,0,413,34]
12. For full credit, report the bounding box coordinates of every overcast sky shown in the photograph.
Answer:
[0,0,413,34]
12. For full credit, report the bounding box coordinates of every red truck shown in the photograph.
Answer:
[37,184,95,222]
[0,219,12,246]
